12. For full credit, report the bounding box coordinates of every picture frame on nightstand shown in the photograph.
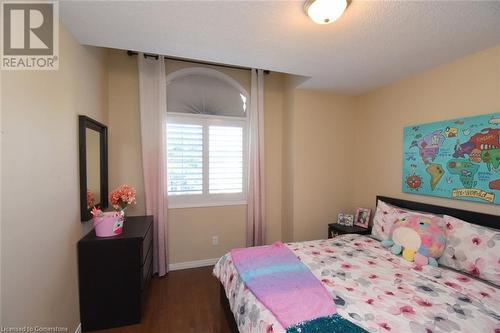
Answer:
[337,213,345,225]
[337,213,354,226]
[354,208,371,228]
[344,214,354,226]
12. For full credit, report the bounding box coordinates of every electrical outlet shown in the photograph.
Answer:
[212,236,219,246]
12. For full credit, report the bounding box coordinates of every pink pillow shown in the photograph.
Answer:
[438,215,500,285]
[371,200,443,241]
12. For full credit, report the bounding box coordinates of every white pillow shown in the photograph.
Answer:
[438,215,500,286]
[371,200,398,241]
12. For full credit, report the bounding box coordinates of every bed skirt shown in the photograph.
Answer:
[220,282,239,333]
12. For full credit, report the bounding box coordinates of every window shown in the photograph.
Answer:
[166,68,248,208]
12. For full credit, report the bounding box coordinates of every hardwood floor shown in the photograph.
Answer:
[92,266,233,333]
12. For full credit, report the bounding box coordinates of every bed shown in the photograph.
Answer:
[214,196,500,333]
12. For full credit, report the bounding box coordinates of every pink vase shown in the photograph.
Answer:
[93,212,124,237]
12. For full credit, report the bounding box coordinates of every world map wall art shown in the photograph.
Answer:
[403,112,500,205]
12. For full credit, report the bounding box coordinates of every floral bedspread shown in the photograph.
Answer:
[213,235,500,333]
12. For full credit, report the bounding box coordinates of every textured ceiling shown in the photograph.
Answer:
[60,1,500,94]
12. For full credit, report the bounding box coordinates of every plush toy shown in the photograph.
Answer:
[381,214,446,266]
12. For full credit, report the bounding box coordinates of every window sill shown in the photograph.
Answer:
[167,201,247,209]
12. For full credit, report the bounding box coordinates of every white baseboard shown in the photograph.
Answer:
[168,258,219,271]
[74,323,81,333]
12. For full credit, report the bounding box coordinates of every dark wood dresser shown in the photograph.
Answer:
[78,215,153,332]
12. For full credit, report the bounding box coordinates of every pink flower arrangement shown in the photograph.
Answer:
[109,184,137,210]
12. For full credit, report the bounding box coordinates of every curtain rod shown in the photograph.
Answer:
[126,50,270,74]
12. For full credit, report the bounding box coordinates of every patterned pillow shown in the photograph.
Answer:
[438,215,500,286]
[372,200,399,241]
[371,200,443,241]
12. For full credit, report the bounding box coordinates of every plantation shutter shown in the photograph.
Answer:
[209,125,244,194]
[167,123,203,195]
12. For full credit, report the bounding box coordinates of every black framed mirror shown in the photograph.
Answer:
[79,115,108,221]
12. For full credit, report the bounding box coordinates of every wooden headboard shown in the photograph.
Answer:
[376,196,499,230]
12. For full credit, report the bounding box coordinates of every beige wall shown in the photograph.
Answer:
[263,72,285,244]
[107,51,288,263]
[281,77,298,242]
[354,45,500,216]
[1,23,108,330]
[284,90,357,241]
[107,50,146,216]
[282,46,500,240]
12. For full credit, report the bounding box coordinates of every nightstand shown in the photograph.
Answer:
[328,223,371,238]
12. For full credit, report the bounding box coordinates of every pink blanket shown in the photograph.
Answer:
[230,242,336,328]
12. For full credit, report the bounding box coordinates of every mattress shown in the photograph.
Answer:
[213,234,500,333]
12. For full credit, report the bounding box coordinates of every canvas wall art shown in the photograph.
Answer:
[403,113,500,205]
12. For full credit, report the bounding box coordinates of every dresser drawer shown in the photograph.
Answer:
[142,222,153,264]
[141,246,153,290]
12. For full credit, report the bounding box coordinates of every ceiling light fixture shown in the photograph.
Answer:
[304,0,349,25]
